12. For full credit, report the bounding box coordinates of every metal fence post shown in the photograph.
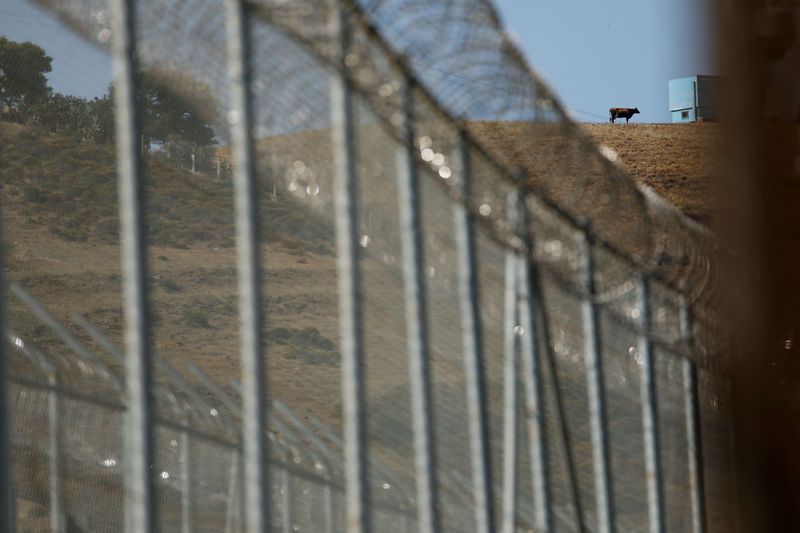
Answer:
[514,194,552,533]
[281,466,293,533]
[0,187,12,533]
[578,229,614,533]
[225,0,270,530]
[109,0,156,529]
[454,129,496,533]
[679,296,706,533]
[330,3,370,533]
[636,274,664,533]
[48,372,63,533]
[501,191,520,533]
[225,449,243,533]
[180,428,193,533]
[396,73,440,533]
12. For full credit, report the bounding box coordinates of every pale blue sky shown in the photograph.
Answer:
[493,0,716,123]
[1,0,716,123]
[2,0,112,99]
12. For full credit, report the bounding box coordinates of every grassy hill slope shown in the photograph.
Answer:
[1,119,721,428]
[583,122,722,225]
[467,121,722,226]
[1,121,342,423]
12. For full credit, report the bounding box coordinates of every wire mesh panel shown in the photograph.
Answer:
[0,0,731,532]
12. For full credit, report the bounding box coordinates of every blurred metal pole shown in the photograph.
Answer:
[501,193,519,533]
[109,0,156,529]
[396,74,439,533]
[454,129,496,533]
[330,3,369,533]
[180,428,193,533]
[514,201,551,531]
[679,296,706,533]
[578,230,614,533]
[48,372,63,533]
[281,467,292,533]
[0,180,12,533]
[225,450,243,533]
[225,0,270,530]
[636,275,664,533]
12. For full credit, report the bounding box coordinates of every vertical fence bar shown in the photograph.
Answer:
[454,129,496,533]
[48,373,63,533]
[281,467,292,533]
[637,274,664,533]
[109,0,156,530]
[330,3,369,532]
[180,429,193,533]
[579,230,614,533]
[396,74,440,533]
[225,0,270,530]
[679,296,706,533]
[0,190,12,533]
[501,191,519,533]
[515,204,552,531]
[225,449,242,533]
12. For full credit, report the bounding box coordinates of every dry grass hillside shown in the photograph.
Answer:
[468,121,723,227]
[1,119,722,430]
[583,122,722,225]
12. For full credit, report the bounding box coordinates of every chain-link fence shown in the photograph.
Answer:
[0,0,732,532]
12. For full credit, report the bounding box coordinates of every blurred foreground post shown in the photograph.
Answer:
[330,3,370,532]
[720,1,800,531]
[110,0,157,530]
[225,0,270,530]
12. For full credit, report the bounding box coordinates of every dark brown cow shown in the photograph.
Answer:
[609,107,640,123]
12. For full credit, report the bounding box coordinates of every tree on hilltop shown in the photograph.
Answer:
[136,69,217,153]
[0,37,52,121]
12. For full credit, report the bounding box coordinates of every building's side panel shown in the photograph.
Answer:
[697,76,721,121]
[669,77,698,123]
[669,77,697,111]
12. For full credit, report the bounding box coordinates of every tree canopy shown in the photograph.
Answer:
[0,39,219,170]
[0,37,52,119]
[136,69,218,149]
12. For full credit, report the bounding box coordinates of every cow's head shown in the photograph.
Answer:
[632,107,640,114]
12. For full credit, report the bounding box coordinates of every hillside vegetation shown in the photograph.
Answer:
[1,120,342,422]
[1,119,720,425]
